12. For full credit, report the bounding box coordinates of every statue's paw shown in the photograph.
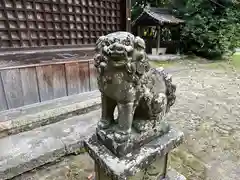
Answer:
[114,131,130,143]
[97,119,111,130]
[133,120,154,133]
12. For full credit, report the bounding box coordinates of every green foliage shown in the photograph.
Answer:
[131,1,143,20]
[131,0,240,60]
[176,0,240,59]
[232,53,240,68]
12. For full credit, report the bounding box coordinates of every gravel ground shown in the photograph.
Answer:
[166,61,240,180]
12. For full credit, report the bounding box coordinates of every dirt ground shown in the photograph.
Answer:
[165,60,240,180]
[14,60,240,180]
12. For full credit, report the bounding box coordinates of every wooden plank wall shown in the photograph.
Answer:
[0,59,98,112]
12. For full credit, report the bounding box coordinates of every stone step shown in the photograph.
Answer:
[12,153,95,180]
[0,109,101,180]
[0,91,101,138]
[148,54,183,61]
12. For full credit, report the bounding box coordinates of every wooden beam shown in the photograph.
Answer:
[156,26,160,55]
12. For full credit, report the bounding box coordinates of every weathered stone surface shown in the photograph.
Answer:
[97,121,169,157]
[95,156,170,180]
[84,127,184,180]
[0,110,100,180]
[0,90,100,121]
[12,154,185,180]
[89,32,183,179]
[59,110,101,154]
[0,91,101,138]
[0,129,66,180]
[94,32,176,143]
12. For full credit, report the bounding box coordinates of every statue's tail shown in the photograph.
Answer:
[165,74,176,113]
[156,67,177,113]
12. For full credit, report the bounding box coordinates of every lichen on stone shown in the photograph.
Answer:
[94,31,177,143]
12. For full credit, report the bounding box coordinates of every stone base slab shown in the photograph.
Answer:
[96,121,170,157]
[84,127,184,180]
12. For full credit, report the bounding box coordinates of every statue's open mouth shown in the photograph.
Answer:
[107,49,127,60]
[110,51,125,58]
[103,44,133,66]
[106,50,127,66]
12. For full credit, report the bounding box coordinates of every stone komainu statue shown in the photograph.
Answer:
[94,32,176,142]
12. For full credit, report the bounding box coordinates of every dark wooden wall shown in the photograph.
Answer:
[0,59,98,111]
[0,0,124,49]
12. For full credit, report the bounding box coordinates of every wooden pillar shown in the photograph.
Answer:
[156,25,160,55]
[126,0,131,32]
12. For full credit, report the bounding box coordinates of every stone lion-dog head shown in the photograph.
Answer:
[94,31,150,77]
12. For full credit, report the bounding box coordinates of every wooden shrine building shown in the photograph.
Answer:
[132,7,184,55]
[0,0,129,112]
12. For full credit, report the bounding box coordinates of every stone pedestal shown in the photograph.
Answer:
[96,121,170,157]
[84,127,186,180]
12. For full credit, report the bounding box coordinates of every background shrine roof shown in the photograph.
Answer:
[132,7,185,26]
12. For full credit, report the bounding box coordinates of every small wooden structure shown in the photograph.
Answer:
[132,7,184,55]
